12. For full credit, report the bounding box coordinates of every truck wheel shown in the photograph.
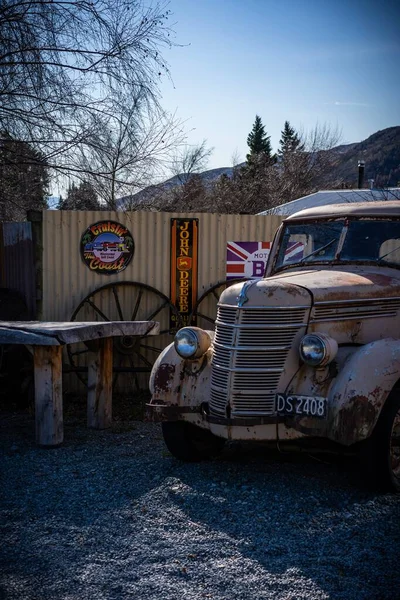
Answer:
[161,421,225,462]
[362,392,400,492]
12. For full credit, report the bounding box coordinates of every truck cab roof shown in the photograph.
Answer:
[286,201,400,221]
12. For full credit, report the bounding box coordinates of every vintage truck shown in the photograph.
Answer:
[148,202,400,491]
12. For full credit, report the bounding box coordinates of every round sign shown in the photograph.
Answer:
[80,220,134,274]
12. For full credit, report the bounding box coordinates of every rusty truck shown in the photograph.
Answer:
[147,202,400,491]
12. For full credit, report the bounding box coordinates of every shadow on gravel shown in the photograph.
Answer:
[162,443,400,599]
[1,415,400,600]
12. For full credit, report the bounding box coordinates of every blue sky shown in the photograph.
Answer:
[159,0,400,170]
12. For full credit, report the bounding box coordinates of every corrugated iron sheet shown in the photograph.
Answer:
[42,211,283,321]
[42,211,283,392]
[0,222,36,317]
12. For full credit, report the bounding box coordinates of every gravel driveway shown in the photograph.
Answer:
[1,413,400,600]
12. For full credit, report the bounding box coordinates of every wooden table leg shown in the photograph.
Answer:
[34,345,63,447]
[87,337,113,429]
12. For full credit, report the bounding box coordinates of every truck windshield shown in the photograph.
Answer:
[274,218,400,271]
[274,221,344,269]
[341,220,400,265]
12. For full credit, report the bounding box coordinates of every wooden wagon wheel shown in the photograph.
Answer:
[67,281,183,391]
[190,278,247,330]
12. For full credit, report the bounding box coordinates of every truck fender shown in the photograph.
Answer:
[329,338,400,445]
[149,342,184,398]
[149,331,214,408]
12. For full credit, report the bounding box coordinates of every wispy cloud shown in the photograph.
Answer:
[331,101,371,107]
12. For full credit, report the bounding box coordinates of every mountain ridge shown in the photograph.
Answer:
[119,126,400,209]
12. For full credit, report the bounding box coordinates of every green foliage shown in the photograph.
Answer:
[58,181,101,211]
[246,115,272,161]
[278,121,304,157]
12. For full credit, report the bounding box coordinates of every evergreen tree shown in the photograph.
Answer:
[278,121,303,157]
[246,115,272,161]
[0,133,49,221]
[58,181,101,210]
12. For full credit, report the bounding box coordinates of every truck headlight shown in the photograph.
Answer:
[299,333,338,367]
[174,327,211,360]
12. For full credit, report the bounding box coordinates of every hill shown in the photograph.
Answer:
[118,166,238,210]
[118,126,400,210]
[327,126,400,188]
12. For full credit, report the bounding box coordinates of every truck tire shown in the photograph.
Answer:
[161,421,225,462]
[361,391,400,492]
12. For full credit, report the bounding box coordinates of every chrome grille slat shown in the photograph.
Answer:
[216,307,237,324]
[214,325,234,346]
[313,299,400,322]
[238,329,297,345]
[210,305,307,417]
[212,346,231,368]
[210,389,227,415]
[232,373,281,390]
[211,369,229,388]
[233,393,276,415]
[235,350,289,369]
[240,308,307,325]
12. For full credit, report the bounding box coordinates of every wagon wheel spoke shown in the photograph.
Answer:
[69,281,180,389]
[112,286,125,321]
[127,354,140,392]
[146,298,170,322]
[196,311,216,325]
[160,327,176,336]
[131,289,143,321]
[133,349,153,369]
[212,289,221,301]
[69,347,90,357]
[139,343,162,354]
[85,298,110,321]
[113,353,125,388]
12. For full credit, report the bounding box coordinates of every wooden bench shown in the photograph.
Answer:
[0,321,159,446]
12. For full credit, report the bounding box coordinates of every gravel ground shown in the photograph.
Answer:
[1,412,400,600]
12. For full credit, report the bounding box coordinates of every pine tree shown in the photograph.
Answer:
[0,133,49,221]
[278,121,303,157]
[246,115,272,161]
[58,181,101,210]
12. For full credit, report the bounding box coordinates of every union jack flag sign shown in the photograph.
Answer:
[226,241,304,280]
[226,242,271,280]
[283,241,305,264]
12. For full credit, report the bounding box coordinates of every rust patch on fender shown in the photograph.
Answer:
[154,363,176,392]
[334,394,378,444]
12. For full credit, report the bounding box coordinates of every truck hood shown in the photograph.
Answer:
[220,275,312,308]
[269,266,400,303]
[220,266,400,309]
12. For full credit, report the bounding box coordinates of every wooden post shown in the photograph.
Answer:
[34,345,63,447]
[87,337,113,429]
[27,210,43,319]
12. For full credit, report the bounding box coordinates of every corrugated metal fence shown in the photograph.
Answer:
[39,210,283,392]
[42,211,283,321]
[0,222,36,318]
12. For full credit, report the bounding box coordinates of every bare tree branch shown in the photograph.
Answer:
[0,0,181,189]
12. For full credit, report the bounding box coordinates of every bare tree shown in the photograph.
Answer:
[171,140,213,185]
[154,140,212,211]
[0,0,179,183]
[272,122,342,206]
[210,122,342,215]
[74,94,186,209]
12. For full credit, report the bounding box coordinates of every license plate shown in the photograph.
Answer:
[276,394,327,419]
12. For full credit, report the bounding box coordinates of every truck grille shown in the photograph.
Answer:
[210,305,308,418]
[312,297,400,322]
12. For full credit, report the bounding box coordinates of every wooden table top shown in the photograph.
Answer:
[0,321,160,346]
